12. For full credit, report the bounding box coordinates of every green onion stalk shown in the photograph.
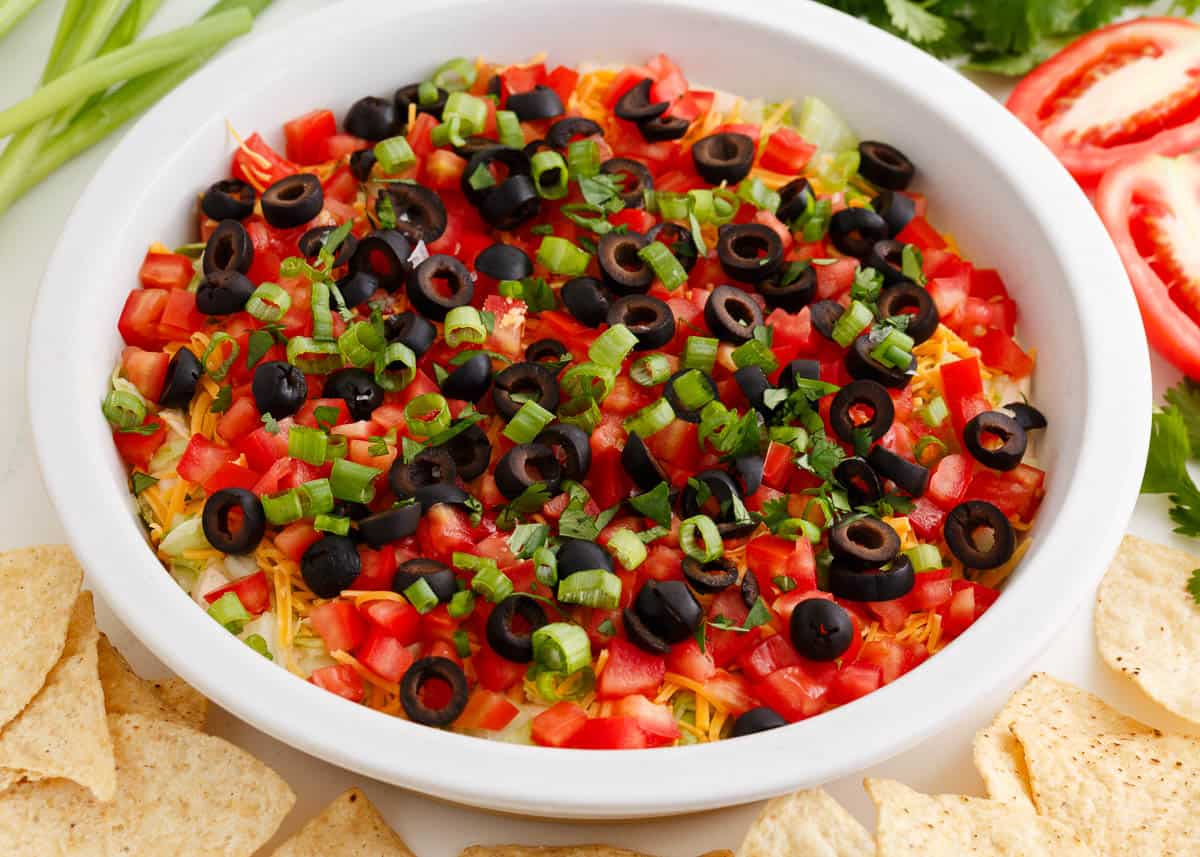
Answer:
[0,0,45,44]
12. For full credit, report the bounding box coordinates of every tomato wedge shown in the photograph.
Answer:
[1096,151,1200,377]
[1008,18,1200,185]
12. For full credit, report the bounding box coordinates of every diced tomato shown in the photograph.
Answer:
[903,569,954,611]
[231,132,297,188]
[754,666,829,722]
[589,416,632,508]
[544,65,580,104]
[927,453,973,510]
[420,604,460,645]
[609,207,657,234]
[738,634,801,683]
[359,598,420,644]
[613,694,680,746]
[158,290,205,341]
[640,544,685,583]
[828,663,882,705]
[356,627,415,682]
[939,357,988,438]
[120,347,169,402]
[422,149,467,189]
[350,545,398,591]
[322,133,368,162]
[237,425,289,472]
[568,716,652,750]
[117,289,168,348]
[702,669,758,715]
[417,503,475,564]
[770,589,834,624]
[940,586,976,640]
[113,418,166,469]
[202,461,261,494]
[217,397,261,444]
[473,645,528,692]
[456,689,520,732]
[274,521,321,562]
[283,109,337,165]
[666,638,715,682]
[295,398,351,429]
[867,598,912,633]
[907,498,947,541]
[705,589,756,667]
[482,295,527,360]
[500,63,545,99]
[855,639,905,683]
[964,463,1045,520]
[596,638,666,699]
[762,441,798,491]
[666,90,713,122]
[814,258,858,300]
[604,66,653,109]
[203,571,271,615]
[309,599,366,652]
[531,701,588,747]
[895,216,946,251]
[973,329,1034,379]
[139,252,194,290]
[177,435,237,486]
[309,663,364,703]
[760,127,816,174]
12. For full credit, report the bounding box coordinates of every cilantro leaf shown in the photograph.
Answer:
[496,482,552,530]
[901,244,926,286]
[261,413,281,435]
[208,385,232,414]
[1165,380,1200,453]
[743,597,771,630]
[559,500,601,541]
[596,619,616,637]
[1142,404,1200,538]
[851,426,874,459]
[759,496,792,535]
[773,574,797,592]
[246,329,276,369]
[804,432,846,481]
[629,482,673,528]
[1189,569,1200,606]
[131,472,158,495]
[508,522,550,558]
[578,174,625,209]
[882,0,947,44]
[313,405,340,432]
[850,266,883,305]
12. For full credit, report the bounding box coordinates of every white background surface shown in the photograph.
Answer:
[1,0,1196,852]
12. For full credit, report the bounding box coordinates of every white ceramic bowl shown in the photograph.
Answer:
[29,0,1149,819]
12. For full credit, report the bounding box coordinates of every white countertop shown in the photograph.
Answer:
[2,1,1195,852]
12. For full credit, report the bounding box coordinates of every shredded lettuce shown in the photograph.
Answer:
[159,516,210,556]
[796,96,858,154]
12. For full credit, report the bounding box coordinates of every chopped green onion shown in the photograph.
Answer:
[682,336,718,373]
[442,91,487,135]
[503,399,555,443]
[470,565,514,604]
[102,389,145,429]
[699,401,735,448]
[831,300,874,348]
[778,517,823,542]
[374,135,416,173]
[531,150,569,200]
[559,203,613,234]
[324,434,348,462]
[672,369,715,411]
[638,240,687,291]
[536,235,591,276]
[262,489,303,526]
[417,80,439,106]
[588,323,638,368]
[496,109,523,149]
[314,513,350,535]
[287,336,342,375]
[287,426,327,466]
[905,544,944,573]
[655,191,691,221]
[404,578,439,614]
[206,591,250,633]
[200,331,240,381]
[556,569,622,609]
[680,514,723,562]
[298,478,334,517]
[558,397,601,433]
[914,435,948,467]
[431,56,476,92]
[404,393,450,438]
[310,281,333,341]
[244,633,272,659]
[330,459,380,504]
[338,321,385,367]
[797,95,858,153]
[624,398,675,438]
[444,306,487,348]
[448,589,476,618]
[736,176,780,211]
[709,188,740,225]
[870,328,916,370]
[448,629,469,659]
[560,361,615,401]
[566,138,599,179]
[245,282,290,323]
[770,425,810,451]
[688,188,715,223]
[606,528,647,571]
[731,338,779,373]
[373,341,416,392]
[799,198,833,241]
[920,396,949,428]
[534,546,557,587]
[631,353,672,386]
[531,623,591,674]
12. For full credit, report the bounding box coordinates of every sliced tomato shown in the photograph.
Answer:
[416,503,475,563]
[356,627,414,682]
[139,252,194,290]
[666,637,715,682]
[568,716,651,750]
[754,666,829,722]
[203,571,271,615]
[309,663,364,703]
[596,638,665,699]
[828,663,882,705]
[473,645,527,692]
[738,633,801,683]
[759,127,816,174]
[1007,18,1200,185]
[359,598,420,644]
[120,347,168,402]
[177,435,238,486]
[117,289,168,348]
[456,689,520,732]
[612,694,680,746]
[531,701,589,747]
[309,599,366,652]
[283,108,337,165]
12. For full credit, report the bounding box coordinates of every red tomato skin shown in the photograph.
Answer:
[455,689,520,732]
[139,252,194,290]
[309,600,366,652]
[666,638,716,682]
[828,663,883,705]
[177,435,238,486]
[473,645,527,692]
[359,599,420,644]
[310,664,364,703]
[531,701,589,747]
[907,498,947,541]
[738,634,801,683]
[356,628,415,682]
[283,109,338,165]
[275,521,321,562]
[754,666,830,722]
[203,571,271,615]
[567,716,652,750]
[928,454,973,510]
[118,289,168,349]
[120,347,169,402]
[596,639,666,700]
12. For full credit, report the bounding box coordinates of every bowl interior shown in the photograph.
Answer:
[29,0,1148,818]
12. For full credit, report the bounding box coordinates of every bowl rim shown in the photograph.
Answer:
[28,0,1150,818]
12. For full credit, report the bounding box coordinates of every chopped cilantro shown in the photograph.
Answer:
[759,496,792,535]
[376,191,397,228]
[629,481,673,528]
[313,405,340,432]
[261,413,281,435]
[1142,388,1200,538]
[119,422,161,436]
[743,597,771,630]
[367,436,390,457]
[208,385,232,414]
[558,499,601,541]
[496,482,552,530]
[803,431,845,481]
[245,328,278,369]
[850,266,883,305]
[773,574,797,592]
[637,525,670,544]
[131,472,158,495]
[851,426,874,458]
[1189,569,1200,606]
[901,244,926,285]
[596,619,616,637]
[508,522,550,558]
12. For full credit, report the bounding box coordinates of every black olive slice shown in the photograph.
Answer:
[461,147,532,206]
[352,229,414,292]
[558,538,614,577]
[790,598,854,661]
[400,657,469,727]
[492,362,560,419]
[600,157,654,209]
[646,222,698,271]
[872,191,916,237]
[621,432,670,491]
[196,270,253,316]
[407,254,475,321]
[389,447,457,500]
[682,556,739,594]
[867,445,930,497]
[830,380,895,444]
[525,338,568,367]
[201,488,265,555]
[704,284,764,343]
[845,334,916,390]
[623,606,671,655]
[877,282,939,343]
[607,295,675,351]
[731,707,788,737]
[664,369,717,423]
[301,535,361,598]
[810,300,844,342]
[944,501,1016,569]
[440,353,493,403]
[486,595,549,661]
[475,243,533,281]
[733,366,773,419]
[384,311,436,356]
[776,178,814,224]
[547,117,603,149]
[829,208,890,258]
[865,239,907,284]
[717,223,783,283]
[479,175,541,229]
[638,114,690,142]
[680,469,743,522]
[336,271,378,309]
[395,83,449,123]
[299,225,358,267]
[834,457,884,507]
[1003,402,1048,432]
[393,557,458,602]
[829,555,915,602]
[377,183,448,244]
[261,173,323,229]
[494,443,562,499]
[692,132,755,184]
[344,95,397,141]
[614,78,669,122]
[159,347,202,410]
[202,219,253,275]
[439,424,492,481]
[323,368,384,421]
[535,423,592,482]
[252,360,307,418]
[829,516,901,569]
[780,358,821,389]
[562,277,611,328]
[597,230,653,294]
[633,580,703,644]
[201,178,255,221]
[358,503,423,548]
[858,141,916,191]
[731,455,764,496]
[415,484,472,510]
[349,148,376,182]
[506,85,564,120]
[741,568,760,610]
[964,412,1028,472]
[758,262,816,312]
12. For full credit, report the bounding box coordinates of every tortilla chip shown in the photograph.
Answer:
[460,848,654,857]
[1014,716,1200,856]
[865,778,1095,856]
[735,788,873,857]
[972,673,1149,807]
[0,593,114,800]
[0,713,294,856]
[0,546,83,731]
[1095,534,1200,725]
[97,635,206,730]
[269,788,414,857]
